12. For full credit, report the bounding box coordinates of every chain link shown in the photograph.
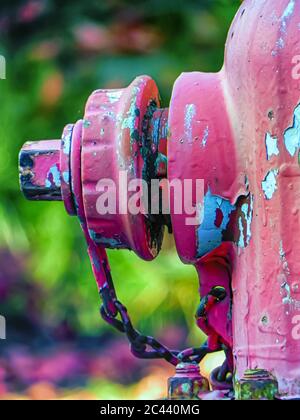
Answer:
[99,282,229,369]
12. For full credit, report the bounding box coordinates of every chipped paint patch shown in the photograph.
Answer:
[271,1,295,55]
[120,86,140,136]
[62,126,72,155]
[197,189,236,256]
[83,119,91,129]
[279,241,293,307]
[184,104,196,141]
[238,217,245,248]
[45,165,61,188]
[155,152,167,172]
[62,171,69,183]
[240,195,254,246]
[236,195,254,249]
[202,126,209,147]
[279,240,286,261]
[88,229,126,249]
[265,133,279,160]
[284,104,300,156]
[107,90,122,104]
[281,0,295,32]
[262,169,279,200]
[275,37,285,50]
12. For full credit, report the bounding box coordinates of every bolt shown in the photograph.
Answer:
[235,369,278,400]
[19,140,62,201]
[168,362,209,400]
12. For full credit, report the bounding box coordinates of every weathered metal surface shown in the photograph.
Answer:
[19,140,62,201]
[61,124,76,215]
[235,369,279,401]
[81,77,165,259]
[167,0,300,399]
[168,362,209,400]
[18,0,300,400]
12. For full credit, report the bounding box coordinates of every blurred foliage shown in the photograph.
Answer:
[0,0,241,345]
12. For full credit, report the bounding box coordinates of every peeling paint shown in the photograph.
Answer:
[275,37,285,50]
[107,90,122,104]
[155,152,167,173]
[282,282,292,306]
[184,104,196,141]
[62,126,72,155]
[197,189,236,256]
[265,133,279,160]
[284,104,300,157]
[83,119,91,129]
[262,169,279,200]
[238,217,245,248]
[196,191,254,255]
[279,241,293,308]
[271,0,295,55]
[202,126,209,147]
[241,195,254,246]
[279,240,286,262]
[279,243,300,311]
[281,0,295,32]
[45,165,61,188]
[62,171,69,183]
[88,229,126,249]
[237,196,254,249]
[120,87,140,133]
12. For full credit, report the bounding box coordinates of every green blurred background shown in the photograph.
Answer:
[0,0,240,399]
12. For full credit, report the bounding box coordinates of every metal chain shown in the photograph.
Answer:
[100,298,179,366]
[99,279,229,368]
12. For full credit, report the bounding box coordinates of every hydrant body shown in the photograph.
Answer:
[19,0,300,399]
[168,0,300,398]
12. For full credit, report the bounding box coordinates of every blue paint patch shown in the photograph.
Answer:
[89,229,125,249]
[275,37,285,50]
[90,248,101,272]
[155,152,167,172]
[238,217,245,248]
[284,104,300,156]
[45,165,61,188]
[262,169,279,200]
[202,126,209,147]
[62,127,72,155]
[239,195,254,247]
[265,133,279,160]
[281,0,295,32]
[96,237,124,248]
[197,189,236,257]
[107,90,122,103]
[152,116,161,147]
[62,171,69,183]
[272,1,295,55]
[83,119,91,129]
[184,104,196,141]
[88,229,98,242]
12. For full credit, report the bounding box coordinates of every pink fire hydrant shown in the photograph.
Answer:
[19,0,300,399]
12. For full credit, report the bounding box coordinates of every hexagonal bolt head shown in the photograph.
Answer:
[235,369,279,400]
[168,362,209,400]
[19,140,62,201]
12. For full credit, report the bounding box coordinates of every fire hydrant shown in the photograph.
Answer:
[19,0,300,399]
